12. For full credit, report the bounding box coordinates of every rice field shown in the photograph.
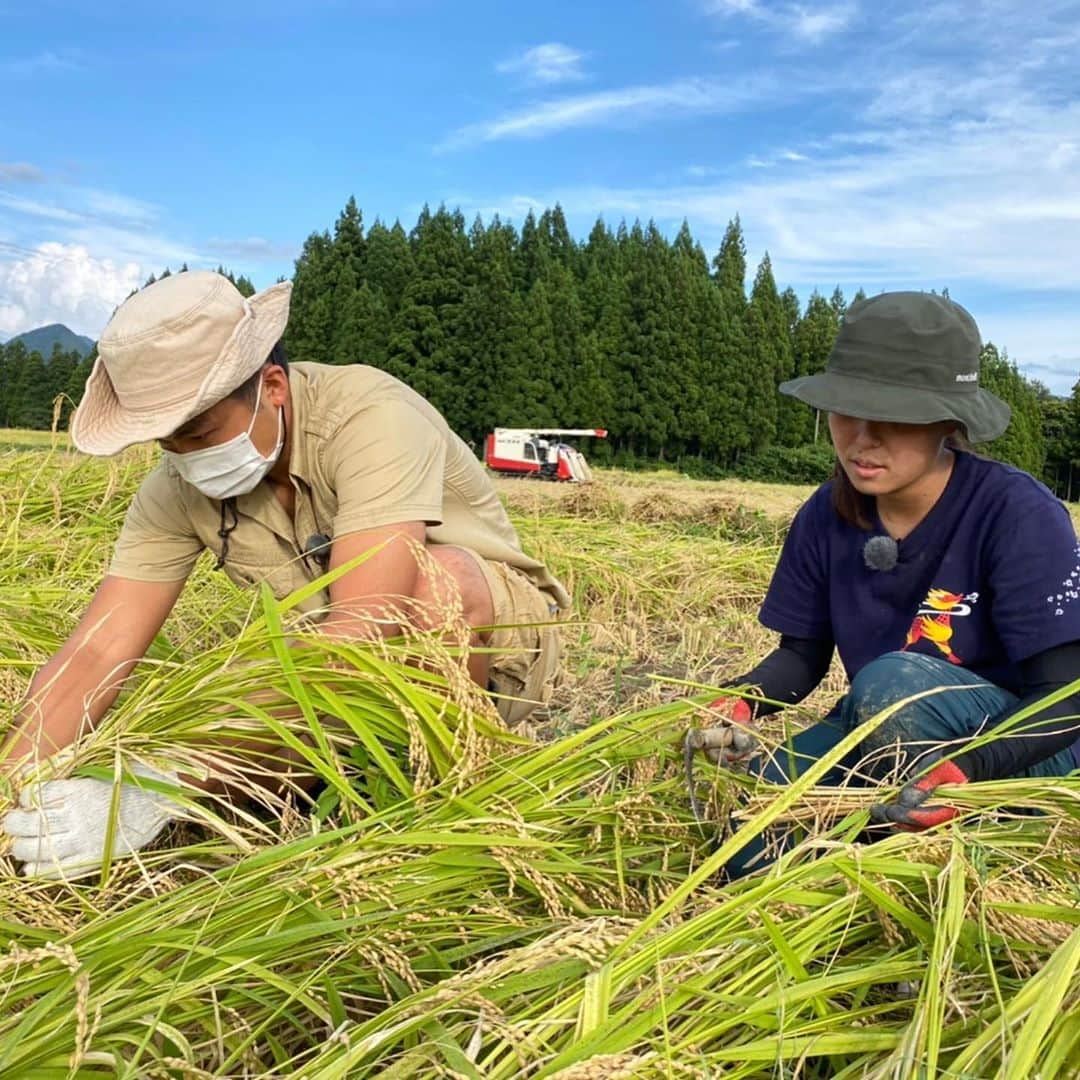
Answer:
[1,431,1078,1078]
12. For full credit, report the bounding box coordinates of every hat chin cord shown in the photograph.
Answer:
[213,402,290,572]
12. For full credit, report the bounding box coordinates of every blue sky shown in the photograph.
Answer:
[1,0,1078,390]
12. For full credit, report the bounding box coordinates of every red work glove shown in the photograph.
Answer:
[869,758,969,832]
[690,697,758,767]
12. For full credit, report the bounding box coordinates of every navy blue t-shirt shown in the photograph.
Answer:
[760,451,1080,695]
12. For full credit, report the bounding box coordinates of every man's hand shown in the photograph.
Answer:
[691,697,758,768]
[869,758,969,832]
[2,764,180,880]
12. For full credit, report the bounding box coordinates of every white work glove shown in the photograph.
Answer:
[2,763,180,880]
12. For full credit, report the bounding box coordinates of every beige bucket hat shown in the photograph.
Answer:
[70,270,292,456]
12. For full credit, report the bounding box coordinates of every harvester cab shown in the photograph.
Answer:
[484,428,608,483]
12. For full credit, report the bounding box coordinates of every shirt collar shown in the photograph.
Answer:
[284,365,314,485]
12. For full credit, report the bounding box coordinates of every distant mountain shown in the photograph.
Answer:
[7,323,95,358]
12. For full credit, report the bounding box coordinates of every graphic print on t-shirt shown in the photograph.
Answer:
[902,587,980,665]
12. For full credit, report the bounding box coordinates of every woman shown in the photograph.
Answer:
[698,291,1080,876]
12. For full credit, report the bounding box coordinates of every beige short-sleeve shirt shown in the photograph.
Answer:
[109,362,570,615]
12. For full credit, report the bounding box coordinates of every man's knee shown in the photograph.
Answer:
[413,545,494,632]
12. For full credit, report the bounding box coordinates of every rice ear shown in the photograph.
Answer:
[0,439,1077,1077]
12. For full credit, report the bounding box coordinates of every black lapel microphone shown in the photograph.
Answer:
[303,533,332,571]
[863,534,899,572]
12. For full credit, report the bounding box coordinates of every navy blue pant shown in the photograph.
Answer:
[725,651,1077,878]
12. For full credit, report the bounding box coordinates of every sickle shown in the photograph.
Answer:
[684,729,706,824]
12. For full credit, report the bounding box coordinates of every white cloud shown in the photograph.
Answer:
[440,75,778,149]
[0,192,82,222]
[0,175,204,335]
[790,4,854,42]
[744,148,811,167]
[705,0,760,12]
[496,43,587,85]
[81,190,160,228]
[976,311,1080,395]
[702,0,856,44]
[0,162,45,183]
[0,50,82,76]
[0,243,141,338]
[458,87,1080,383]
[206,236,299,260]
[0,169,295,336]
[507,102,1080,291]
[454,3,1080,385]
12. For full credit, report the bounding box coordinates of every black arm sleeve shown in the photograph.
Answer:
[954,640,1080,782]
[724,634,834,718]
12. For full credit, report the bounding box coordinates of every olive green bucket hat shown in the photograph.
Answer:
[779,291,1011,444]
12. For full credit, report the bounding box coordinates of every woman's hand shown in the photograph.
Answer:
[689,697,758,767]
[870,758,969,831]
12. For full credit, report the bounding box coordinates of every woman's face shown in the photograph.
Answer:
[828,414,955,498]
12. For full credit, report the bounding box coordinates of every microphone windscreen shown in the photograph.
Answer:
[863,534,899,572]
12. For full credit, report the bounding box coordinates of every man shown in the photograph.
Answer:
[2,270,568,878]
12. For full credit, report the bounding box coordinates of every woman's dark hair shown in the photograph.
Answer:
[830,427,971,530]
[227,339,289,404]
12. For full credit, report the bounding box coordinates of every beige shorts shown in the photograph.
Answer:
[462,551,564,725]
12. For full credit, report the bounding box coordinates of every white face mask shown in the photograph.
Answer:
[163,377,284,500]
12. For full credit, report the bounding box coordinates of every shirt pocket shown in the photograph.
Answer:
[226,555,331,616]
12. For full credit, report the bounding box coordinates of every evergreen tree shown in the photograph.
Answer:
[671,221,712,456]
[517,209,546,292]
[744,254,790,449]
[64,349,96,424]
[285,232,336,363]
[631,222,682,458]
[333,195,367,283]
[610,222,654,456]
[579,218,618,329]
[514,278,559,428]
[979,343,1045,474]
[692,274,731,460]
[1041,395,1079,500]
[780,287,801,341]
[578,219,623,451]
[364,220,413,314]
[793,291,840,442]
[712,218,752,459]
[274,197,900,470]
[0,342,16,426]
[350,282,392,371]
[45,344,79,427]
[458,216,525,441]
[542,258,589,427]
[386,205,471,436]
[7,349,51,429]
[540,204,579,276]
[328,260,360,365]
[214,266,255,297]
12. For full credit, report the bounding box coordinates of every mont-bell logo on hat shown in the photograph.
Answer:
[955,371,979,383]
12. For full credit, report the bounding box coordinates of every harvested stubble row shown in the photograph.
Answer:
[0,441,1077,1078]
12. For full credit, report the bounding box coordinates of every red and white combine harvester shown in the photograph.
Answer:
[484,428,608,483]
